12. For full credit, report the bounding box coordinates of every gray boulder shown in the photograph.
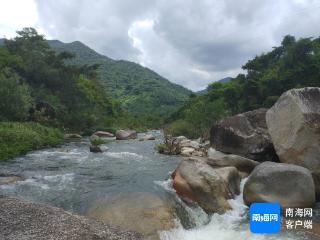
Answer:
[0,197,142,240]
[207,148,259,174]
[90,145,102,153]
[172,157,240,214]
[116,130,137,140]
[93,131,114,138]
[143,134,156,140]
[243,162,315,208]
[210,108,278,162]
[266,87,320,197]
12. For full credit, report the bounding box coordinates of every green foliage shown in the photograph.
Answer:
[90,137,106,146]
[1,28,114,131]
[155,144,168,154]
[166,120,198,139]
[168,35,320,139]
[0,122,63,161]
[0,68,33,121]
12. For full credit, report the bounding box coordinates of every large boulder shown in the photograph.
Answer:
[116,130,137,140]
[87,192,175,240]
[266,88,320,197]
[243,162,315,208]
[0,197,142,240]
[172,157,240,214]
[210,108,278,162]
[207,148,259,174]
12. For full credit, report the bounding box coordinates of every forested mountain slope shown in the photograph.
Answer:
[48,40,192,117]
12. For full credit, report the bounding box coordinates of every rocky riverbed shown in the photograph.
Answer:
[0,87,320,240]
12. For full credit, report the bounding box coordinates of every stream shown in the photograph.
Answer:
[0,131,316,240]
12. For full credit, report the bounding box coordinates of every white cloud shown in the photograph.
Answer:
[0,0,39,38]
[1,0,320,90]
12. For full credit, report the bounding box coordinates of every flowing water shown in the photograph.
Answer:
[0,131,316,240]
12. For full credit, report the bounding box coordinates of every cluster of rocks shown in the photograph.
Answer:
[65,130,144,153]
[171,87,320,213]
[162,135,209,157]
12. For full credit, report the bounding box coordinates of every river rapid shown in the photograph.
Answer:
[0,131,315,240]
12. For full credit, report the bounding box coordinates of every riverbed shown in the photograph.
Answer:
[0,131,316,240]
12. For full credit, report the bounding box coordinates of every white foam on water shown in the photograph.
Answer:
[159,180,299,240]
[43,173,75,183]
[17,178,50,190]
[154,178,175,193]
[15,173,75,191]
[104,151,144,160]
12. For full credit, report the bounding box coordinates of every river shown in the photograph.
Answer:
[0,131,316,240]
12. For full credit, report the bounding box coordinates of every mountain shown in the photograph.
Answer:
[47,40,193,117]
[196,77,232,95]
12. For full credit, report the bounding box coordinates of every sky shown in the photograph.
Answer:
[0,0,320,91]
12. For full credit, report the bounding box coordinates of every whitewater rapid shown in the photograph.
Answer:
[159,180,300,240]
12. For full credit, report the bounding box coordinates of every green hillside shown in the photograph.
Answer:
[48,40,192,118]
[167,35,320,139]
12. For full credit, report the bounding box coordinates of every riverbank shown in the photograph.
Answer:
[0,122,63,161]
[0,196,142,240]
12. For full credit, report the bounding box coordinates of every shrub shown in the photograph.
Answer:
[155,144,168,154]
[90,137,106,146]
[166,120,198,139]
[0,122,63,161]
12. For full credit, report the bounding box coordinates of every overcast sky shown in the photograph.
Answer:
[1,0,320,90]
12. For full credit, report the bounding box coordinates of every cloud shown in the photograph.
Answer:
[2,0,320,90]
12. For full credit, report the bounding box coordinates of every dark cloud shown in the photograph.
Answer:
[34,0,320,90]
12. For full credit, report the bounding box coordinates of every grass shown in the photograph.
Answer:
[155,144,168,154]
[0,122,63,161]
[90,137,106,146]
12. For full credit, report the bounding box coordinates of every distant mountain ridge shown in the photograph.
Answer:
[47,40,192,117]
[197,77,232,95]
[1,38,192,117]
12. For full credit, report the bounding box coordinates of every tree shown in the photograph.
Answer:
[0,68,33,121]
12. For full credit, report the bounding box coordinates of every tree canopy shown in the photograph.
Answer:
[167,35,320,138]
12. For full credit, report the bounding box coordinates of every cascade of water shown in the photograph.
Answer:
[159,180,300,240]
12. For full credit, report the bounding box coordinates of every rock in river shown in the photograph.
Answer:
[93,131,115,138]
[172,157,240,214]
[64,133,82,140]
[116,130,137,140]
[243,161,315,208]
[0,197,142,240]
[143,134,156,140]
[0,175,23,185]
[210,108,278,162]
[266,87,320,198]
[87,192,175,240]
[90,145,103,153]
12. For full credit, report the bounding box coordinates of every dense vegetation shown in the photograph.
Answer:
[48,40,192,123]
[0,28,114,131]
[167,35,320,139]
[0,28,116,160]
[0,27,190,160]
[0,122,62,161]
